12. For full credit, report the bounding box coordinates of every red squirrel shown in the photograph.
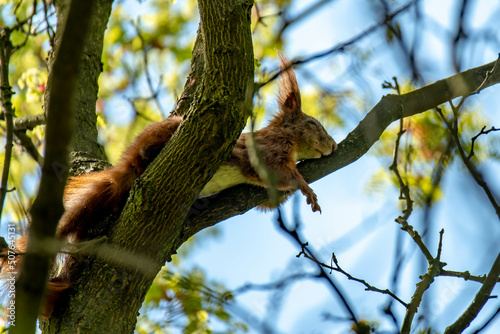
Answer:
[1,52,337,317]
[58,52,336,240]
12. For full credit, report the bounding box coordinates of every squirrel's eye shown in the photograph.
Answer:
[307,119,319,129]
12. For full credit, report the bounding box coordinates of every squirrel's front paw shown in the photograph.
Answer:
[305,191,321,213]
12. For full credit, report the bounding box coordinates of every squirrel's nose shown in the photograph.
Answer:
[332,140,338,151]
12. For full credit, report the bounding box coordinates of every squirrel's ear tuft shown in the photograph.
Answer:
[277,51,302,116]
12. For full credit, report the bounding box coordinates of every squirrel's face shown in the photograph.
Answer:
[295,114,337,160]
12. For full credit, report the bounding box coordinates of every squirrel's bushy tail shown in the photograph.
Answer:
[57,168,136,240]
[1,116,184,319]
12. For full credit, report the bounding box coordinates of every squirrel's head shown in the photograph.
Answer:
[275,52,337,160]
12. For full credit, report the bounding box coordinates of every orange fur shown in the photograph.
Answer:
[227,52,336,212]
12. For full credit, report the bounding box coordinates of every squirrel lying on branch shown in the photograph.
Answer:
[1,52,337,318]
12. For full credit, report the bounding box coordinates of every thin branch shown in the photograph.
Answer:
[12,113,46,131]
[467,125,500,160]
[233,273,314,295]
[401,257,444,334]
[471,53,500,94]
[42,0,56,44]
[296,246,408,308]
[0,29,15,221]
[12,0,96,331]
[131,20,165,117]
[471,303,500,334]
[276,211,360,325]
[388,108,445,333]
[255,0,419,92]
[444,251,500,334]
[437,104,500,221]
[276,0,333,40]
[439,270,498,284]
[451,0,470,72]
[14,130,44,166]
[436,228,444,261]
[12,0,38,51]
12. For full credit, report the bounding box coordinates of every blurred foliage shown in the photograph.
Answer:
[137,268,246,334]
[350,319,377,334]
[367,81,499,206]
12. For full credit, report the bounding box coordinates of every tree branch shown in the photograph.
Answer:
[180,57,500,244]
[444,251,500,334]
[438,103,500,220]
[0,29,15,220]
[12,113,46,131]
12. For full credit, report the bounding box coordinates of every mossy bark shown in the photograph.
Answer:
[44,0,112,174]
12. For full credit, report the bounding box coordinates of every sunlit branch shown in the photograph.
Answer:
[181,57,500,246]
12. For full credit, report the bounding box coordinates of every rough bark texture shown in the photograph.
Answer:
[45,0,112,173]
[42,1,254,333]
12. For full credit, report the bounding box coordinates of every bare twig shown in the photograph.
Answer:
[42,0,56,44]
[436,228,444,261]
[386,83,448,333]
[233,273,314,295]
[467,125,500,161]
[401,257,444,334]
[471,53,500,94]
[386,79,436,264]
[12,0,38,51]
[276,211,360,325]
[471,304,500,334]
[277,0,333,40]
[439,270,500,284]
[296,248,408,308]
[13,130,44,166]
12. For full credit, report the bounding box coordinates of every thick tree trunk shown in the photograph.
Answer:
[45,0,112,172]
[42,1,254,333]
